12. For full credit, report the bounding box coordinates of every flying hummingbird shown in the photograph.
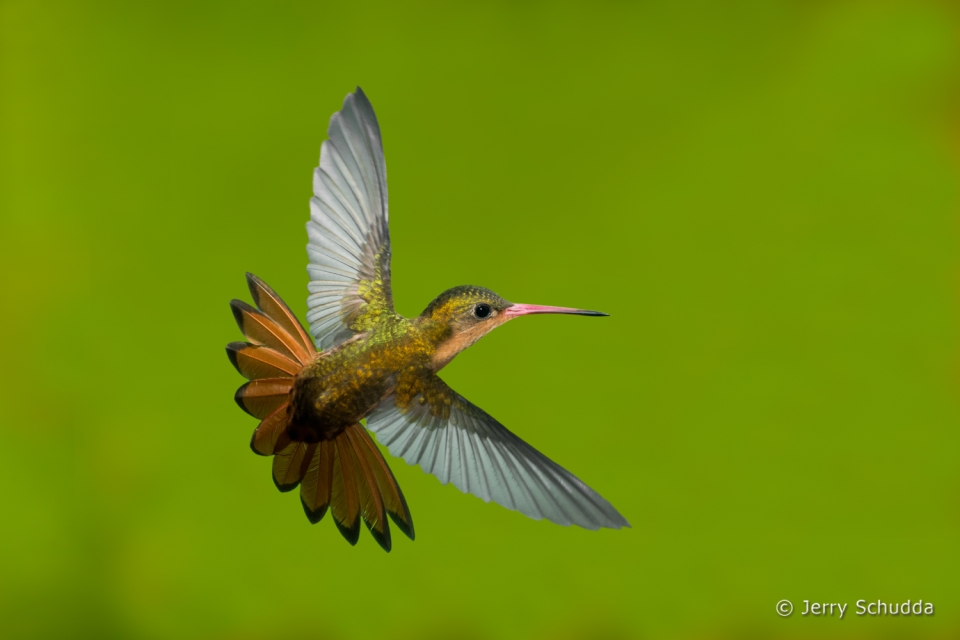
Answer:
[227,88,629,551]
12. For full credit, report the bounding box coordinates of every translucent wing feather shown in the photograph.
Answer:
[307,87,393,350]
[366,375,629,530]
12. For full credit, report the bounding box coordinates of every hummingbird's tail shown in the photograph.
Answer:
[228,273,314,457]
[227,273,413,552]
[297,424,415,551]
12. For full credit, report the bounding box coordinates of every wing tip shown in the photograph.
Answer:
[581,509,631,531]
[330,86,380,141]
[348,85,371,110]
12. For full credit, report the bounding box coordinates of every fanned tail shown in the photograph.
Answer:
[298,424,414,552]
[227,274,314,456]
[227,274,413,552]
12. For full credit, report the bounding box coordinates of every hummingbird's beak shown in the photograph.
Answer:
[503,303,609,318]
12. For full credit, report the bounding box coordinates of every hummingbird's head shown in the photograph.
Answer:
[419,285,608,371]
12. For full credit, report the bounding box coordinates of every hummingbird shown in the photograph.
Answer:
[227,88,629,552]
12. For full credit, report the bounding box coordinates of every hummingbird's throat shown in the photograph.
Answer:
[430,318,507,371]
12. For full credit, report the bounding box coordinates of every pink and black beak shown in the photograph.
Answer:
[503,303,608,318]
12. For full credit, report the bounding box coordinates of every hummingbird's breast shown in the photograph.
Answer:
[287,315,433,442]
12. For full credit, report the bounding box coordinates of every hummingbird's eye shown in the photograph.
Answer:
[474,303,492,319]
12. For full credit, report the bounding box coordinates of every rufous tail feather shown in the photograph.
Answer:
[299,424,414,551]
[229,274,312,456]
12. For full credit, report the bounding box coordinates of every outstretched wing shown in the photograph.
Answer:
[365,374,629,530]
[307,87,393,351]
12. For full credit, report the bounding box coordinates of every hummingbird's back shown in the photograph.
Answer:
[288,313,424,441]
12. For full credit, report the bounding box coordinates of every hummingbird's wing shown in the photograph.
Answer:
[307,87,393,350]
[366,375,629,530]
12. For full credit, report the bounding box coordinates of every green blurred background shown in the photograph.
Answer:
[2,1,959,638]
